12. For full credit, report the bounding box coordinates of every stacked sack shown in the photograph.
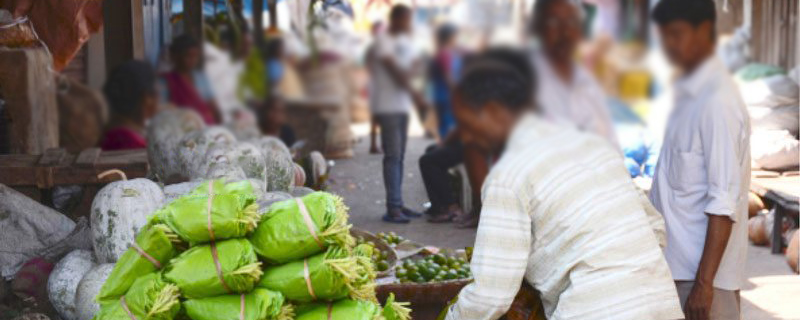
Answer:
[89,179,409,320]
[734,63,800,171]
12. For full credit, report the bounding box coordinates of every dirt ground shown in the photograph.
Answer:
[328,124,800,320]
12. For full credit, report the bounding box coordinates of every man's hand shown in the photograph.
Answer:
[685,281,714,320]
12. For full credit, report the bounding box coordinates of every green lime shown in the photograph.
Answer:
[433,254,447,265]
[376,261,390,271]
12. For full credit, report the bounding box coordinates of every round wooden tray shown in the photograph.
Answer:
[350,228,398,278]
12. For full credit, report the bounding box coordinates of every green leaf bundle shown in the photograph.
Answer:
[98,224,181,302]
[249,192,353,264]
[257,246,375,303]
[156,180,259,244]
[93,273,181,320]
[183,288,294,320]
[164,238,262,299]
[294,294,410,320]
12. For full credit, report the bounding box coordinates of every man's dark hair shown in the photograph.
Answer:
[530,0,575,32]
[170,34,201,57]
[103,60,156,118]
[456,49,534,112]
[435,23,457,45]
[652,0,716,27]
[390,4,411,22]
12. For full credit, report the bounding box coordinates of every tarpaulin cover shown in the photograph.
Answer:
[6,0,104,71]
[98,224,181,302]
[164,238,262,299]
[249,192,352,264]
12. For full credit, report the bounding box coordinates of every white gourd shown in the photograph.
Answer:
[252,136,294,192]
[48,250,95,320]
[74,263,114,320]
[90,170,164,263]
[293,162,306,187]
[177,126,238,179]
[146,109,206,181]
[225,107,261,141]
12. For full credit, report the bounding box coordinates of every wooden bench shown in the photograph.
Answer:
[751,172,800,254]
[0,147,149,219]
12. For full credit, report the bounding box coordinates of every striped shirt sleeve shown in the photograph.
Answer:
[446,182,531,320]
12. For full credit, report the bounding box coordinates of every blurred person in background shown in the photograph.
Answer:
[445,50,682,320]
[530,0,618,147]
[365,21,385,154]
[257,94,296,147]
[161,34,221,124]
[264,36,285,95]
[649,1,750,319]
[98,60,159,151]
[419,23,467,224]
[371,4,430,223]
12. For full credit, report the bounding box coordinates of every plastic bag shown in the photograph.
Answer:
[93,273,180,320]
[249,192,352,264]
[295,294,410,320]
[164,238,262,299]
[155,180,259,245]
[184,288,294,320]
[97,224,181,301]
[257,246,374,303]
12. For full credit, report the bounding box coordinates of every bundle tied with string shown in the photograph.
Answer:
[164,238,262,299]
[183,288,295,320]
[93,273,181,320]
[155,180,260,245]
[249,192,353,264]
[294,293,411,320]
[97,224,182,302]
[257,245,376,303]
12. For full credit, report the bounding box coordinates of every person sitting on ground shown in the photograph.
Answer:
[444,50,682,320]
[98,60,159,151]
[257,94,296,148]
[162,34,221,124]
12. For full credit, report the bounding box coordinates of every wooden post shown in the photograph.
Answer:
[253,0,265,46]
[103,0,146,72]
[268,0,278,32]
[0,48,59,155]
[184,0,204,41]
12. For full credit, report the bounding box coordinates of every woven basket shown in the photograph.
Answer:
[376,279,471,305]
[350,228,398,278]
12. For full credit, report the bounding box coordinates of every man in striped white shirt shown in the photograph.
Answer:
[445,51,683,320]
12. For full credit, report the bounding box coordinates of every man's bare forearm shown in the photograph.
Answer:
[381,58,412,90]
[695,215,733,285]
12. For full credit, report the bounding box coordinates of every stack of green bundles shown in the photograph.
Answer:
[93,180,291,320]
[251,193,410,320]
[92,180,409,320]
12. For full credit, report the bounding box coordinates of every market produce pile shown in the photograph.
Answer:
[394,255,471,284]
[80,179,409,320]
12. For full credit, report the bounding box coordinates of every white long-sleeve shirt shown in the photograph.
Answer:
[446,114,682,320]
[649,56,751,291]
[532,52,619,148]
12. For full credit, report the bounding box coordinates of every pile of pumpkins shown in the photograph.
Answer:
[46,108,321,320]
[746,192,799,274]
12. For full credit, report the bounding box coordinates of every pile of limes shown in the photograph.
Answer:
[395,254,471,283]
[377,231,405,247]
[356,237,392,272]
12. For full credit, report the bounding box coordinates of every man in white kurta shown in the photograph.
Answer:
[650,1,751,319]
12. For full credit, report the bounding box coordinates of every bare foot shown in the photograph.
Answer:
[369,145,382,154]
[456,213,479,229]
